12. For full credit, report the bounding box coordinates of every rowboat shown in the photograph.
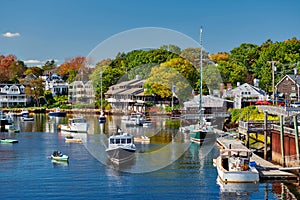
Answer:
[51,151,69,162]
[0,139,19,143]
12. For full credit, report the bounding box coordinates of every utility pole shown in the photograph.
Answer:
[268,61,277,105]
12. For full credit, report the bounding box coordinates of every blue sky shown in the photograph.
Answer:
[1,0,299,66]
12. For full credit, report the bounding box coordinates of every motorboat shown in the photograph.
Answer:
[106,129,136,164]
[98,111,106,124]
[48,107,66,117]
[20,110,29,118]
[21,116,34,121]
[65,135,82,143]
[215,148,259,183]
[58,116,88,133]
[0,139,18,143]
[51,151,69,162]
[122,112,146,126]
[134,135,150,143]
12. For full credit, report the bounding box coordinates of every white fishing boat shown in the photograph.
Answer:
[58,116,88,133]
[106,129,136,164]
[215,148,259,183]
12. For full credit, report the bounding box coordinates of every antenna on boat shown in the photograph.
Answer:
[199,26,203,126]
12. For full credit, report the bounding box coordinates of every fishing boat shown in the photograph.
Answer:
[98,69,107,124]
[48,107,66,117]
[215,148,259,183]
[106,128,136,164]
[51,151,69,162]
[0,139,19,143]
[65,135,82,143]
[58,116,88,133]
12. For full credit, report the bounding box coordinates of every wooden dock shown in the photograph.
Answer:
[217,136,298,181]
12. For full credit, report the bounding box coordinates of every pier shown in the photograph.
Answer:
[217,136,298,181]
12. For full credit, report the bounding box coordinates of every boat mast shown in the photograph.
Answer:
[100,68,103,115]
[199,26,203,125]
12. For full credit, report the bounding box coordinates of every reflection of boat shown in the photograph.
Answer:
[65,135,82,143]
[48,108,66,117]
[58,116,88,133]
[106,129,136,164]
[7,125,20,133]
[51,151,69,162]
[0,139,18,143]
[217,177,259,193]
[215,149,259,183]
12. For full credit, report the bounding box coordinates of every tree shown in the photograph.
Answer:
[57,56,86,82]
[0,54,26,83]
[24,78,44,106]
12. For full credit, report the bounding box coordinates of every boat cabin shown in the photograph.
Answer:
[69,117,86,124]
[109,133,133,145]
[220,149,252,172]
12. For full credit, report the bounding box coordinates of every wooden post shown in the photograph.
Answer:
[280,115,285,167]
[264,111,268,160]
[293,116,300,163]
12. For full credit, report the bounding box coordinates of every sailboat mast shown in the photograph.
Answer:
[199,26,203,122]
[100,68,103,111]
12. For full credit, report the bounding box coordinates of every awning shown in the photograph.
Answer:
[290,93,297,98]
[278,93,284,97]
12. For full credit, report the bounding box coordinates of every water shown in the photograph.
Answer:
[0,114,298,199]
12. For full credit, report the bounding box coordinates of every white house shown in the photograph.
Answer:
[0,84,27,107]
[223,83,267,109]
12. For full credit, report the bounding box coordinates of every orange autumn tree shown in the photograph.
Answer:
[0,54,26,83]
[57,56,87,83]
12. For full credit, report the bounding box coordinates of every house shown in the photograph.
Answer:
[68,81,94,104]
[105,76,149,112]
[223,83,267,109]
[0,84,27,107]
[182,95,232,128]
[276,74,300,103]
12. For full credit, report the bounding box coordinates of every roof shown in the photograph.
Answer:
[276,74,300,87]
[227,83,266,96]
[184,95,232,108]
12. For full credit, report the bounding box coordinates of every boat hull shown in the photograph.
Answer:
[59,124,88,133]
[106,147,135,164]
[190,130,207,144]
[98,116,106,124]
[48,112,66,117]
[216,156,259,183]
[51,155,69,162]
[0,139,18,143]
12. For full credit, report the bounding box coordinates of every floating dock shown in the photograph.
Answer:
[217,136,298,181]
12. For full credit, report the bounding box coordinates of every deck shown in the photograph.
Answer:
[217,136,298,181]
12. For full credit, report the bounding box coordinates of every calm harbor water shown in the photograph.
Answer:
[0,114,299,199]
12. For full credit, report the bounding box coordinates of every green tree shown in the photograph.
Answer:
[25,78,44,106]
